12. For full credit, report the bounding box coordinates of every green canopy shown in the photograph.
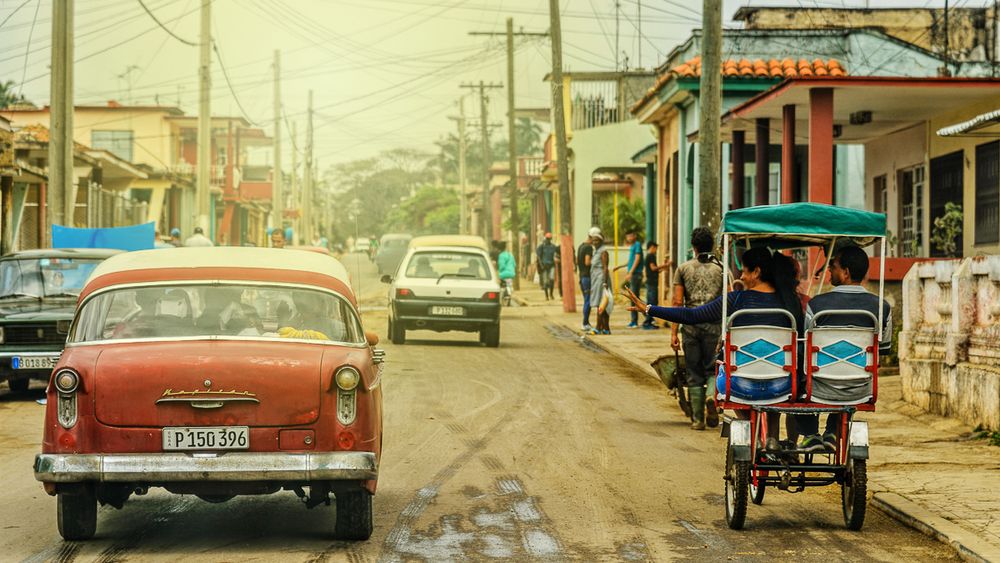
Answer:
[722,203,886,249]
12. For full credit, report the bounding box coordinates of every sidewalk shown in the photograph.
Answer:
[513,282,1000,563]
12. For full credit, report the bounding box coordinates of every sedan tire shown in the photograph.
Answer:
[8,378,29,393]
[334,489,373,541]
[390,317,406,345]
[58,488,97,541]
[480,323,500,348]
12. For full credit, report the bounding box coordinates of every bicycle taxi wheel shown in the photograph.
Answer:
[842,458,867,530]
[724,440,750,529]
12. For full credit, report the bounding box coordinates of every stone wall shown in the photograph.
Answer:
[899,257,1000,430]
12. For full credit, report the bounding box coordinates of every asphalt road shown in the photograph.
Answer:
[0,252,955,561]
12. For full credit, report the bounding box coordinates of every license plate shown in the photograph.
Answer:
[430,305,465,316]
[12,355,59,370]
[162,426,250,451]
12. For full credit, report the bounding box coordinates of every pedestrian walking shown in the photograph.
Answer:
[270,228,286,248]
[641,241,671,329]
[536,233,558,300]
[622,230,644,328]
[168,227,183,247]
[671,227,723,429]
[589,229,611,334]
[577,228,597,332]
[184,226,214,247]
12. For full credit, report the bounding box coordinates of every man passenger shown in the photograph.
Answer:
[796,245,891,453]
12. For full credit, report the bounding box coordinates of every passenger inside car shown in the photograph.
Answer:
[412,256,436,278]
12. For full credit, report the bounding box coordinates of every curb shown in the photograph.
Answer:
[550,318,998,562]
[871,492,997,563]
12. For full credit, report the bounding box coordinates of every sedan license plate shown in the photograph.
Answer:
[430,305,465,316]
[12,355,59,370]
[162,426,249,451]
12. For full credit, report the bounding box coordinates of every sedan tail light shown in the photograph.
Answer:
[482,291,499,301]
[54,369,79,429]
[396,288,413,298]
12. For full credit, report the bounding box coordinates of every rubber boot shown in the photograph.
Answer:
[677,386,693,421]
[688,387,706,430]
[705,398,720,429]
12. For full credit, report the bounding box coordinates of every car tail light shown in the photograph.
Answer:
[335,366,359,425]
[482,291,499,301]
[396,288,412,298]
[54,369,79,429]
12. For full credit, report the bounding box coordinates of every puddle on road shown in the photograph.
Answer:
[544,323,606,354]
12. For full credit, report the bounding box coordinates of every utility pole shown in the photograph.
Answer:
[49,0,74,242]
[272,50,283,230]
[615,1,621,71]
[460,81,503,239]
[447,98,468,234]
[302,90,314,244]
[698,0,722,232]
[290,121,299,244]
[637,0,642,69]
[548,0,575,313]
[470,21,546,289]
[196,0,212,235]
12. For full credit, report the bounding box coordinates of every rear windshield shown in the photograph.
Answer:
[404,251,491,280]
[0,258,104,299]
[70,283,364,345]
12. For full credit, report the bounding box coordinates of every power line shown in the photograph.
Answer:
[212,40,258,125]
[0,0,34,30]
[136,0,198,46]
[17,0,40,100]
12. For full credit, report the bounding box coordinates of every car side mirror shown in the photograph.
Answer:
[365,330,379,347]
[380,274,392,284]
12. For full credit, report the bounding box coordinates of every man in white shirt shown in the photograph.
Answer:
[184,227,214,247]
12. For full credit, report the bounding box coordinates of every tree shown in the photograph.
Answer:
[931,202,963,258]
[597,195,645,244]
[385,185,459,235]
[0,80,32,109]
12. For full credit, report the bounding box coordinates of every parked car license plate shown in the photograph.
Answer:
[162,426,249,451]
[430,305,465,316]
[11,355,59,370]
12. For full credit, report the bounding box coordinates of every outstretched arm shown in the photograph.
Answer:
[623,286,735,325]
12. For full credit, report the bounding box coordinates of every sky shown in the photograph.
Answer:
[0,0,991,169]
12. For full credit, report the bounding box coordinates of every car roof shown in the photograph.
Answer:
[409,235,488,251]
[86,247,352,288]
[1,248,123,261]
[287,245,331,255]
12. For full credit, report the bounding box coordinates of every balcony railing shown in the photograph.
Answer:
[167,163,237,187]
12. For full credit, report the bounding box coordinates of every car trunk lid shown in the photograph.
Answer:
[94,340,323,428]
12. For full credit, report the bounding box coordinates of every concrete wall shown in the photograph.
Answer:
[900,256,1000,430]
[567,119,656,244]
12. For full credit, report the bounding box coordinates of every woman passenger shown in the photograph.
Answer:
[624,247,804,452]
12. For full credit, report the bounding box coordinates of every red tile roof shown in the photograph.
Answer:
[631,57,847,114]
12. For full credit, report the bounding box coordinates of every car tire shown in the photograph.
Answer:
[390,318,406,345]
[58,488,97,541]
[480,323,500,347]
[8,378,29,393]
[334,489,373,541]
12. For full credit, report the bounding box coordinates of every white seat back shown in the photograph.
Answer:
[722,308,797,405]
[807,310,878,405]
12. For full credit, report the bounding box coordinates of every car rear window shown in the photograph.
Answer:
[70,283,365,344]
[404,251,491,280]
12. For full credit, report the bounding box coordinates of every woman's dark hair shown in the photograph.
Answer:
[741,247,804,333]
[497,241,507,251]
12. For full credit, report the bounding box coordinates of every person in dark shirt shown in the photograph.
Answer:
[796,245,892,453]
[577,230,596,331]
[641,241,671,329]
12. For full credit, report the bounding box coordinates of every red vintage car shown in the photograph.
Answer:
[33,247,384,541]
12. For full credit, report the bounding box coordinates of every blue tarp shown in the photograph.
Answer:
[52,223,156,251]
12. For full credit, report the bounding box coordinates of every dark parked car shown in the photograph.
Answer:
[0,248,121,392]
[374,234,412,276]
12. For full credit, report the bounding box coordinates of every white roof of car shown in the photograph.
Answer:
[88,247,352,285]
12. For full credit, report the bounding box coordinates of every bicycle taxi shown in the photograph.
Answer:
[717,203,887,531]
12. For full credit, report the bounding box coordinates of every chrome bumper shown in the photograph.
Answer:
[34,452,377,483]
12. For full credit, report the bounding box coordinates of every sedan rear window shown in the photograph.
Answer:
[404,252,490,280]
[70,284,364,344]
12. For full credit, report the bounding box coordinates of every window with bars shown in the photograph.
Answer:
[898,165,925,257]
[975,141,999,245]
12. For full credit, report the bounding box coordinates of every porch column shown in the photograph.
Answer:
[644,162,656,243]
[808,88,834,204]
[755,118,770,206]
[731,130,745,209]
[781,104,796,203]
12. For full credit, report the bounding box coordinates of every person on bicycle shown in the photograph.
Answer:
[795,245,891,453]
[497,241,516,302]
[624,247,804,445]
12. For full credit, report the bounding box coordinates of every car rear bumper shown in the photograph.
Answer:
[394,299,500,325]
[34,451,378,483]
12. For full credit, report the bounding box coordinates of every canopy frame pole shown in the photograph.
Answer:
[877,235,886,341]
[722,233,731,341]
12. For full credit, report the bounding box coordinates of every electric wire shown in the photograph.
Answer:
[136,0,198,46]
